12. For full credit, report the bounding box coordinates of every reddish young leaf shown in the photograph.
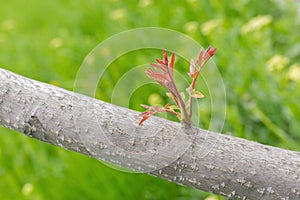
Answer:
[138,114,151,126]
[145,68,169,86]
[203,46,217,62]
[196,50,204,67]
[163,49,168,64]
[169,52,175,78]
[138,103,179,126]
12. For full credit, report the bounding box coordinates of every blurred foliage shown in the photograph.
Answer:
[0,0,299,199]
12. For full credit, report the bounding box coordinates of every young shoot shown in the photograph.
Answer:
[138,46,216,128]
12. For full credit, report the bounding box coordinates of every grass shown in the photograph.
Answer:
[0,0,299,199]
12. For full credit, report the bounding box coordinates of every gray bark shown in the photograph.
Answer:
[0,68,299,200]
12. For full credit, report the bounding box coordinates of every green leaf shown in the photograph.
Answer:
[191,90,205,98]
[168,105,180,110]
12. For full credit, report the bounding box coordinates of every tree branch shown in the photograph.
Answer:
[0,68,299,199]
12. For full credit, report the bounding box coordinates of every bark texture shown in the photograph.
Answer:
[0,68,299,200]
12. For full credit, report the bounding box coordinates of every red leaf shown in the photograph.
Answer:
[196,50,204,67]
[145,69,170,87]
[163,49,168,65]
[169,52,175,78]
[151,63,167,72]
[138,115,150,126]
[203,46,216,61]
[170,52,175,69]
[155,59,165,65]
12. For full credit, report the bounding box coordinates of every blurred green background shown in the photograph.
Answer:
[0,0,299,199]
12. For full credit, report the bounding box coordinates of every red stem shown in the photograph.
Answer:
[166,66,191,127]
